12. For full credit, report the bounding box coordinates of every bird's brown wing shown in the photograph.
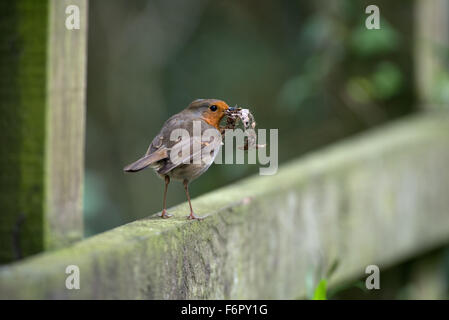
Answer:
[124,112,221,174]
[156,117,222,175]
[123,148,168,172]
[123,115,182,173]
[157,135,216,175]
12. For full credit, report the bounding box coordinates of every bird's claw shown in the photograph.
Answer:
[158,210,173,219]
[187,213,204,220]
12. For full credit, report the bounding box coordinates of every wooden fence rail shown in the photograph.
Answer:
[0,112,448,299]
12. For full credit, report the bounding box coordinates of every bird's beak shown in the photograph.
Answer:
[225,105,241,116]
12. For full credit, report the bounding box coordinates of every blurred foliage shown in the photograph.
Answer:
[312,279,327,300]
[332,246,449,300]
[85,0,418,236]
[350,20,399,56]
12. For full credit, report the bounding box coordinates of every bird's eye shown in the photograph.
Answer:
[209,105,218,112]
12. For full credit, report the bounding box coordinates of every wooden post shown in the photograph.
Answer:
[0,0,88,263]
[414,0,449,108]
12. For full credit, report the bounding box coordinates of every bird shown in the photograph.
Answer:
[123,99,233,220]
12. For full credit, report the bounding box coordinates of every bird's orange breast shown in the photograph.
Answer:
[201,113,224,129]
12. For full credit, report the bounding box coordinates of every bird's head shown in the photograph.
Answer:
[187,99,235,129]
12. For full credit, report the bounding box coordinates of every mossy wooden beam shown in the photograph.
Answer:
[0,0,88,263]
[1,112,449,299]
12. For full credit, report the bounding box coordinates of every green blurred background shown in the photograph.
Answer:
[83,0,449,300]
[85,0,422,237]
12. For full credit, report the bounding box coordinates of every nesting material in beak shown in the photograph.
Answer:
[223,106,266,150]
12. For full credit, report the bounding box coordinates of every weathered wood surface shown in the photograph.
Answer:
[45,0,88,249]
[0,0,87,263]
[414,0,449,107]
[1,112,449,299]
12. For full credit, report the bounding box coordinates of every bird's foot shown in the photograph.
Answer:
[186,213,204,220]
[158,210,173,219]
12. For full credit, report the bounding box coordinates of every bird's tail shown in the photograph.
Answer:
[123,149,168,172]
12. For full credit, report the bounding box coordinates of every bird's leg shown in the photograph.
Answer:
[183,179,203,220]
[158,175,172,218]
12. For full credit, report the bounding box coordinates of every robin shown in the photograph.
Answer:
[124,99,234,220]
